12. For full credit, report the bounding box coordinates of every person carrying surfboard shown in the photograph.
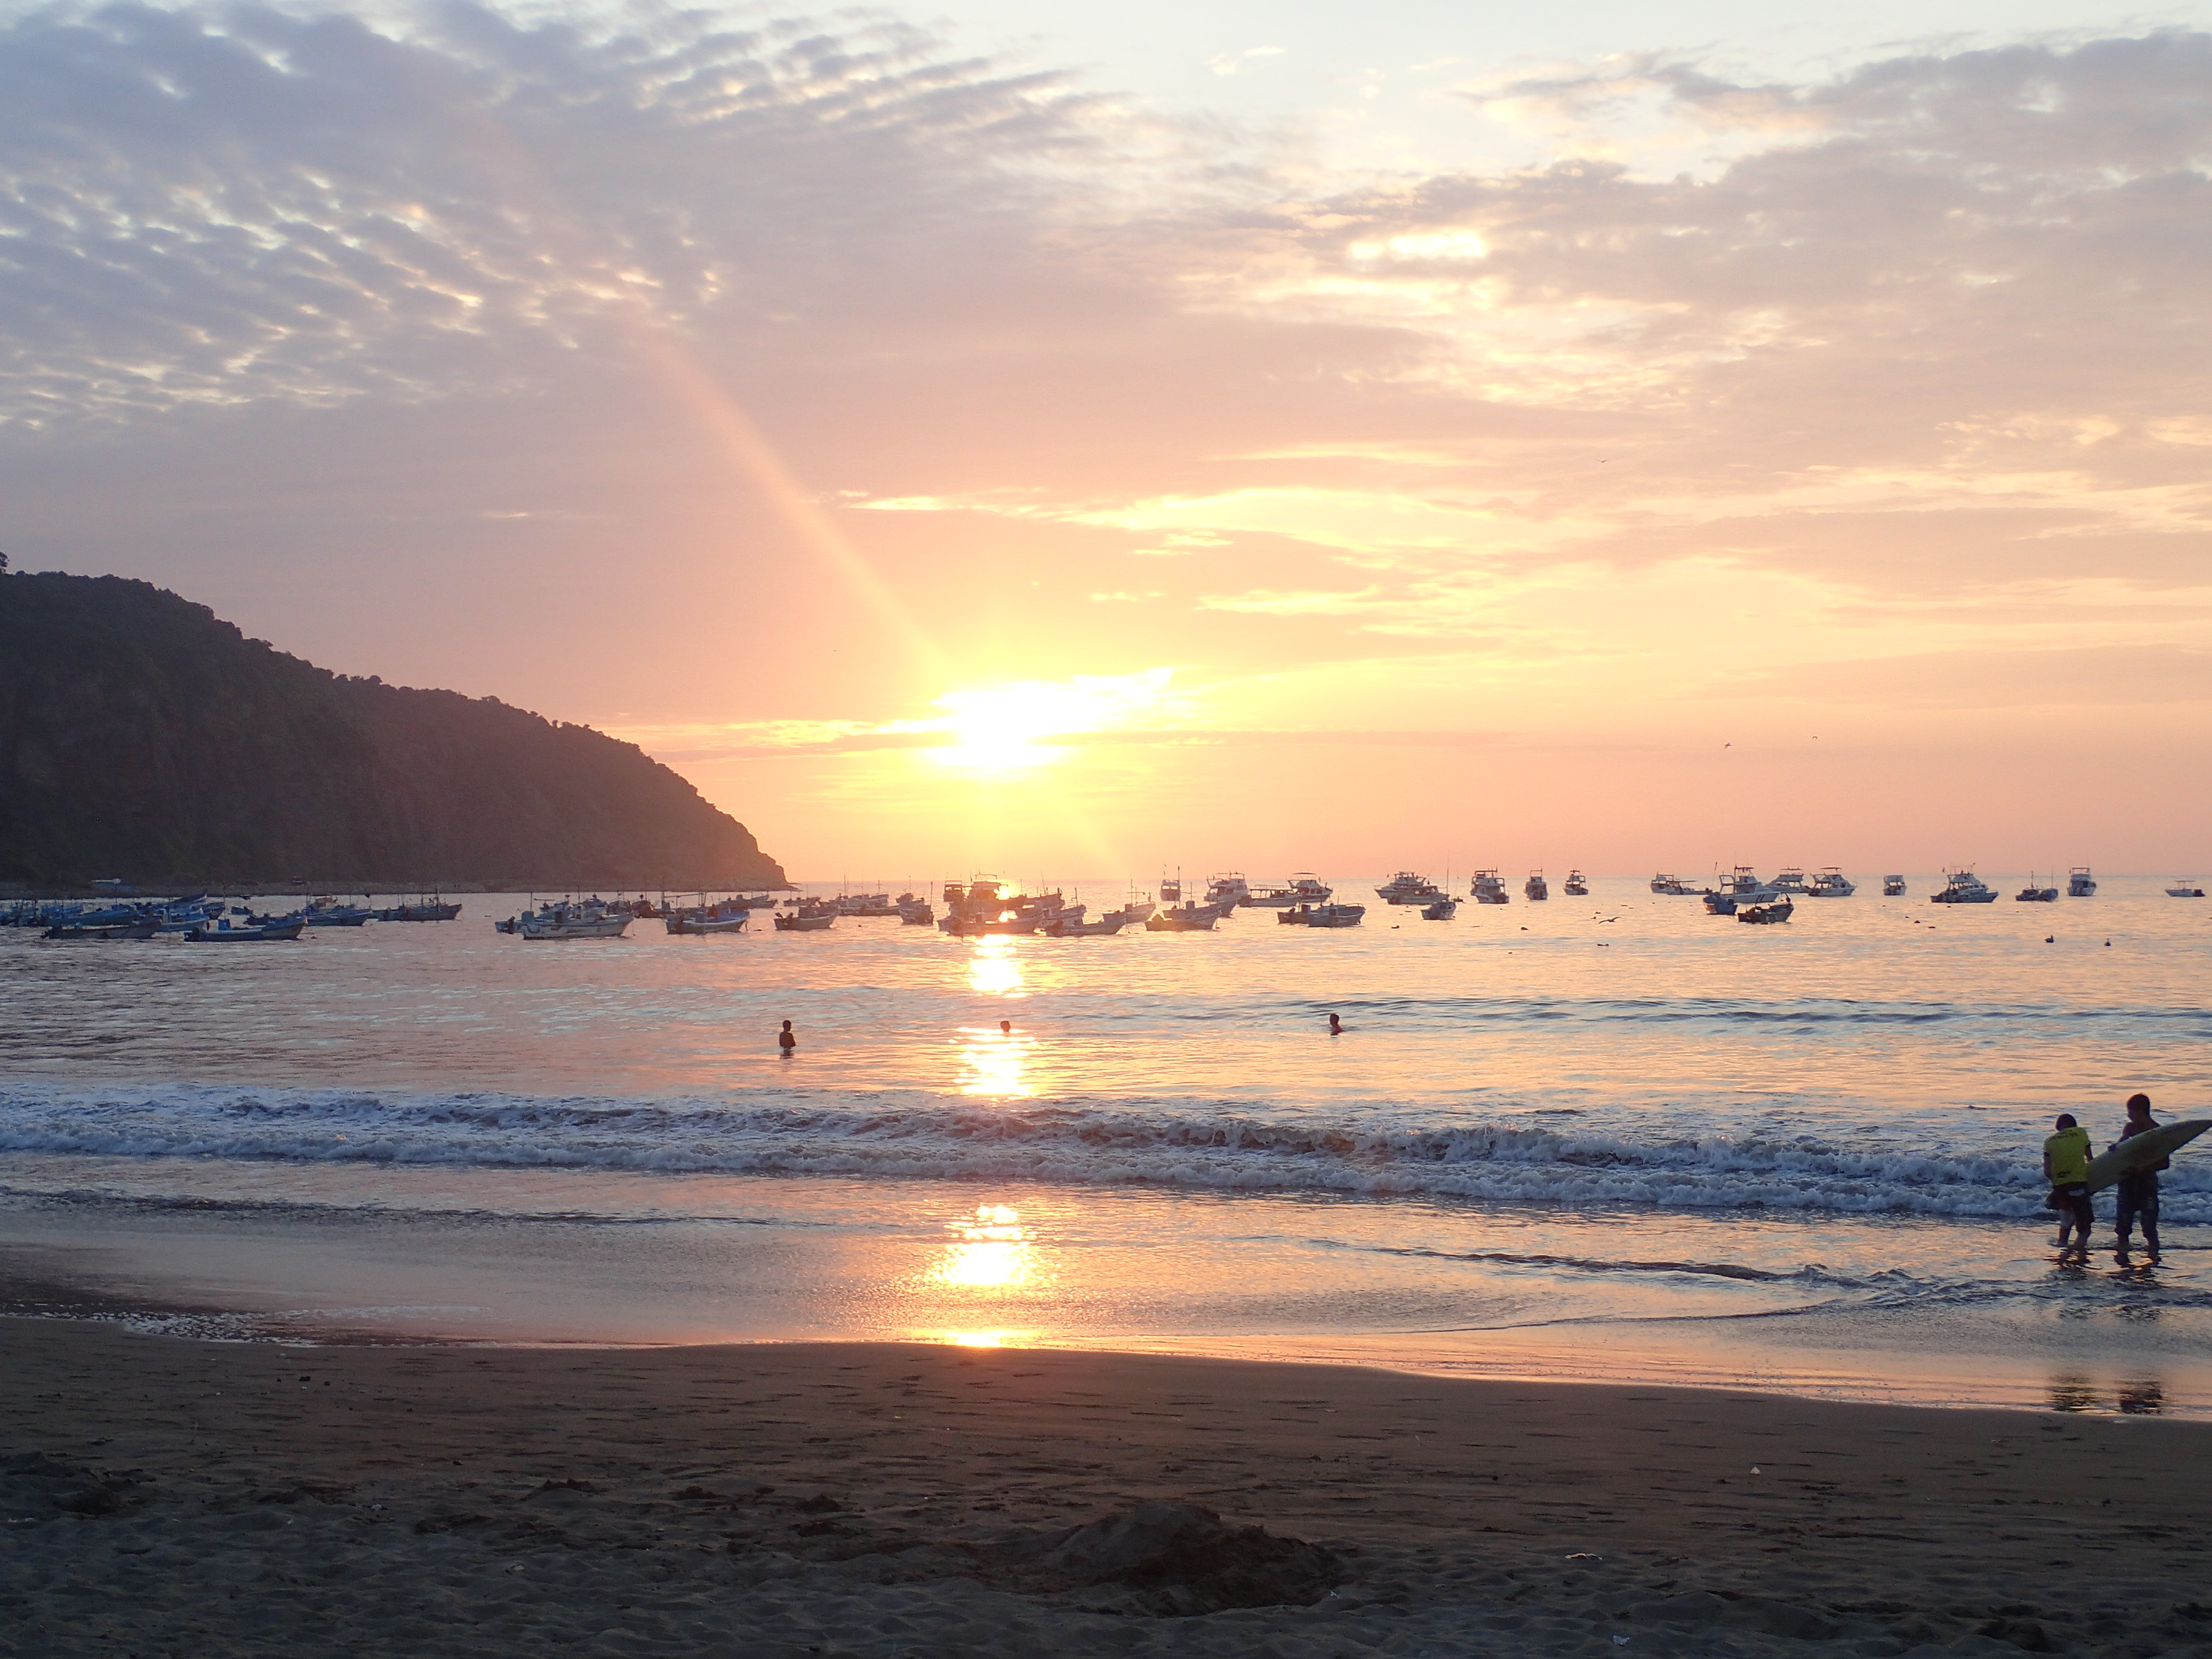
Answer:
[2113,1094,2166,1264]
[2042,1113,2094,1261]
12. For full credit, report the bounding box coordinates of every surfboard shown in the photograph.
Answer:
[2083,1119,2210,1195]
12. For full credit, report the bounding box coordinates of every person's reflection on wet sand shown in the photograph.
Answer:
[2116,1379,2165,1415]
[2047,1374,2099,1412]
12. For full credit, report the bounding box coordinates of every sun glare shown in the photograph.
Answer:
[929,671,1174,773]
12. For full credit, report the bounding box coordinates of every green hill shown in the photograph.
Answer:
[0,571,786,891]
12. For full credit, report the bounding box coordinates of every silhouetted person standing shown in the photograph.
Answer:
[2043,1112,2093,1260]
[778,1020,796,1054]
[2115,1093,2166,1264]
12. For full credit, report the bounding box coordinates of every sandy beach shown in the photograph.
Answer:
[4,1319,2209,1658]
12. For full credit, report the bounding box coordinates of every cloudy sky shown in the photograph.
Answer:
[4,0,2209,879]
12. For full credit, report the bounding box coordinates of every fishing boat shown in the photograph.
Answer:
[1470,870,1510,905]
[1246,874,1331,908]
[187,917,306,941]
[774,909,836,932]
[666,910,749,934]
[1563,870,1589,896]
[1421,897,1458,920]
[376,897,463,922]
[1882,874,1907,896]
[2068,868,2097,897]
[2167,880,2206,898]
[1930,870,1998,904]
[2014,879,2059,902]
[1649,874,1694,895]
[298,896,375,927]
[1523,870,1548,902]
[1704,867,1779,915]
[1772,868,1808,894]
[897,897,936,926]
[1374,872,1443,906]
[499,899,632,939]
[1736,900,1794,924]
[1145,904,1218,932]
[1046,911,1126,936]
[41,920,159,941]
[1302,903,1365,928]
[1204,873,1252,909]
[1806,868,1855,897]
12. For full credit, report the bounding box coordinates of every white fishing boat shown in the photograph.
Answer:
[1523,870,1548,902]
[1772,868,1808,894]
[1882,874,1907,896]
[1421,896,1458,919]
[2068,868,2097,897]
[2014,877,2058,902]
[1649,873,1694,895]
[1375,872,1443,905]
[187,917,306,942]
[1563,870,1588,896]
[897,898,936,926]
[1204,872,1251,908]
[516,902,632,939]
[774,909,836,932]
[1047,912,1126,936]
[1470,870,1510,905]
[1302,902,1365,928]
[2167,880,2206,898]
[666,910,749,934]
[1806,868,1855,897]
[1929,870,1998,904]
[1246,874,1331,908]
[1703,868,1780,915]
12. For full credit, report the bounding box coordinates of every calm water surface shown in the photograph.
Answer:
[3,876,2206,1414]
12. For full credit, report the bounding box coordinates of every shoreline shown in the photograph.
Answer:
[5,1320,2211,1658]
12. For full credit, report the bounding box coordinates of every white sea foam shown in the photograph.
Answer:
[3,1082,2202,1224]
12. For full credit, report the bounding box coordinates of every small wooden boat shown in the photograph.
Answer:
[1047,913,1125,936]
[1421,897,1457,920]
[1144,905,1217,932]
[774,911,835,932]
[1304,903,1365,928]
[41,921,158,941]
[187,918,306,941]
[1736,901,1793,925]
[666,912,749,934]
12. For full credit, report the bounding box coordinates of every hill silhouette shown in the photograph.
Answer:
[0,572,786,891]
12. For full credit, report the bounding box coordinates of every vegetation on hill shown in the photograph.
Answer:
[0,572,787,890]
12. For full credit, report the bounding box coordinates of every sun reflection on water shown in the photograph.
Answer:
[930,1203,1038,1288]
[966,935,1025,997]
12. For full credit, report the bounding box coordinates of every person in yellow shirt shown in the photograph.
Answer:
[2042,1112,2094,1261]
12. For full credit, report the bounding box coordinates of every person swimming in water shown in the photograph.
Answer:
[1000,1019,1011,1035]
[2043,1112,2094,1261]
[778,1020,796,1053]
[2114,1093,2166,1264]
[1327,1012,1342,1036]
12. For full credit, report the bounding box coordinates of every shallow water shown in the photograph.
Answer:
[2,875,2206,1412]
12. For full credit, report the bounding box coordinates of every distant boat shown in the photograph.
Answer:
[1421,897,1458,919]
[1772,868,1807,894]
[897,898,936,926]
[1046,912,1125,936]
[1204,873,1251,909]
[2068,868,2097,897]
[1649,874,1694,895]
[1736,900,1794,925]
[1470,870,1510,905]
[500,899,632,939]
[1375,872,1443,905]
[187,917,305,942]
[1563,870,1589,896]
[1246,874,1331,908]
[2167,880,2206,898]
[1145,904,1218,932]
[2014,878,2059,902]
[1930,870,1998,905]
[41,921,159,941]
[1280,902,1364,928]
[1806,868,1855,897]
[1523,870,1548,902]
[774,910,836,932]
[666,911,748,934]
[1882,874,1907,896]
[376,897,462,921]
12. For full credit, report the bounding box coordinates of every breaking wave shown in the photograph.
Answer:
[2,1081,2203,1224]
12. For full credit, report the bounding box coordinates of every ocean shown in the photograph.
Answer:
[3,875,2207,1414]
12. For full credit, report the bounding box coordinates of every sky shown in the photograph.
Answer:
[3,0,2209,881]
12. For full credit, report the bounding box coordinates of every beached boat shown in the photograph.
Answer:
[2068,868,2097,897]
[1470,870,1510,905]
[1375,872,1443,906]
[1882,874,1906,896]
[1246,874,1332,908]
[1649,874,1694,895]
[1929,870,1998,905]
[2166,881,2206,898]
[1806,868,1855,897]
[1421,897,1458,919]
[1736,901,1794,924]
[1524,870,1548,902]
[1145,904,1218,932]
[1563,870,1589,896]
[187,917,305,941]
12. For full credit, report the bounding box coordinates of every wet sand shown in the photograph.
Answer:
[3,1318,2210,1658]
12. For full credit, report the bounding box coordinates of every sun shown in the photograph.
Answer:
[929,671,1174,774]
